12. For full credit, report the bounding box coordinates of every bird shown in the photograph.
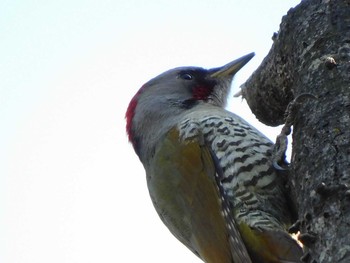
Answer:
[125,53,303,263]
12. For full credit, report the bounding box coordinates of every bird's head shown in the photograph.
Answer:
[126,53,254,157]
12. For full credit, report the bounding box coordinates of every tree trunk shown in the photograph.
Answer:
[241,0,350,262]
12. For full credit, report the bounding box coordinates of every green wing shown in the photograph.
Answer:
[147,127,251,263]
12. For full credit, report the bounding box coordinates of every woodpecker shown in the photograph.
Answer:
[125,53,302,263]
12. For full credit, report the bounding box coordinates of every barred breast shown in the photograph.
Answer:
[178,108,291,231]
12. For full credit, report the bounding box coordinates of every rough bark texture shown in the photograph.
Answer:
[241,0,350,262]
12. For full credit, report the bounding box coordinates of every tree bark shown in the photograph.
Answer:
[241,0,350,262]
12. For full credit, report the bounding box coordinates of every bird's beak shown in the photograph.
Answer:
[210,52,255,78]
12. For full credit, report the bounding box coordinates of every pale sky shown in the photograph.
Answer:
[1,1,300,262]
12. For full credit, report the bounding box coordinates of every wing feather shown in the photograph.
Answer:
[147,128,252,263]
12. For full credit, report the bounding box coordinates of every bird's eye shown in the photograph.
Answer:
[179,73,193,80]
